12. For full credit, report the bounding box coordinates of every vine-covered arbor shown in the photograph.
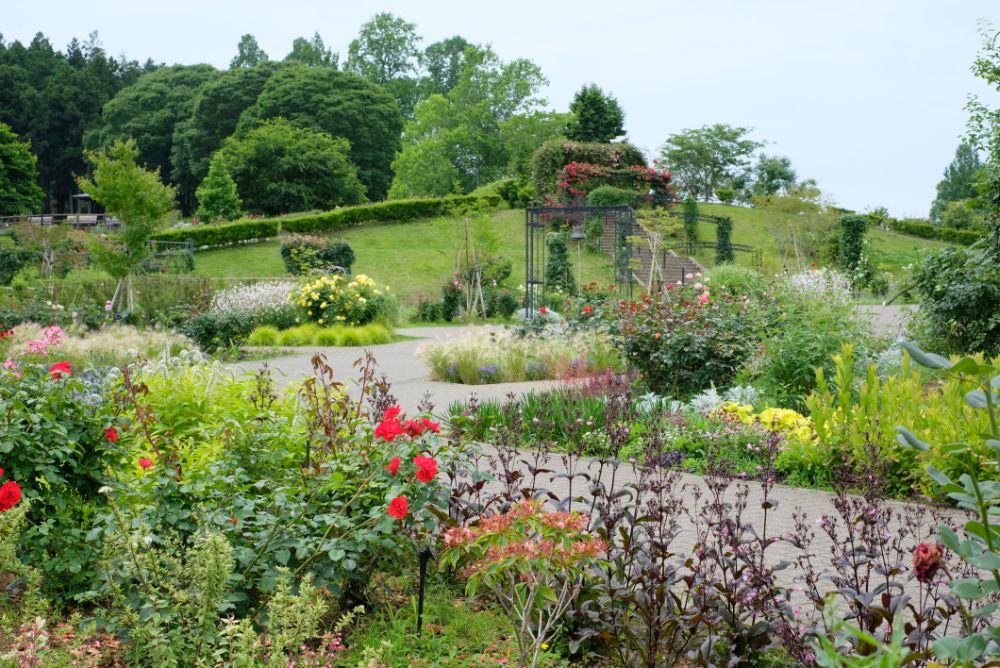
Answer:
[524,206,634,312]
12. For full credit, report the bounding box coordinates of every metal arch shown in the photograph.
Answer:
[524,206,635,311]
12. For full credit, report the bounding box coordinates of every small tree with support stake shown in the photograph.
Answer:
[77,139,175,314]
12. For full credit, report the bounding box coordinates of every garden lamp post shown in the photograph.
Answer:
[571,224,586,287]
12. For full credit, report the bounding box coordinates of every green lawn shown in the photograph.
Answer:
[191,204,955,300]
[193,209,616,301]
[683,203,955,279]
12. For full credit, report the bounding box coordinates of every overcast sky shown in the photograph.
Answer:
[4,0,999,217]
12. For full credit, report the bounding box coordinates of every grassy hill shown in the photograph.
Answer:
[685,203,955,279]
[193,208,616,301]
[191,203,955,300]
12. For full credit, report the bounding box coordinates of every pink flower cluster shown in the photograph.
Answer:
[25,325,65,356]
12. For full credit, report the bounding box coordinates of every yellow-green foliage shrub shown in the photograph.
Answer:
[796,344,995,496]
[249,323,393,348]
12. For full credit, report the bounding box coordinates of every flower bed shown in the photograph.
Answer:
[419,327,622,384]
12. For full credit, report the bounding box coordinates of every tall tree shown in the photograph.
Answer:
[659,124,763,201]
[751,154,796,196]
[215,118,365,215]
[171,63,277,205]
[230,34,268,69]
[0,32,143,210]
[928,141,981,223]
[422,36,469,95]
[389,45,547,198]
[501,111,571,179]
[0,122,45,215]
[77,139,175,311]
[239,64,402,200]
[565,84,625,143]
[285,33,338,68]
[91,64,220,210]
[346,12,421,84]
[346,12,422,116]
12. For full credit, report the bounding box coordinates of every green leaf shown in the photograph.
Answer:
[274,549,290,565]
[951,578,986,600]
[939,525,963,554]
[966,390,988,409]
[971,551,1000,570]
[950,357,986,375]
[895,426,930,451]
[927,466,954,487]
[901,341,952,369]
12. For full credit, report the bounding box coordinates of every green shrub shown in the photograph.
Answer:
[885,217,983,244]
[441,281,462,322]
[910,245,1000,355]
[184,311,256,351]
[280,194,501,235]
[261,323,393,347]
[0,363,116,602]
[530,138,646,195]
[246,325,279,346]
[706,265,768,300]
[279,234,355,274]
[414,297,442,322]
[586,185,642,207]
[544,232,575,295]
[486,287,520,319]
[716,188,736,204]
[610,289,757,396]
[837,214,868,271]
[715,215,734,264]
[153,218,280,248]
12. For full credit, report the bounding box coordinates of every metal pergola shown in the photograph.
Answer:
[524,206,635,313]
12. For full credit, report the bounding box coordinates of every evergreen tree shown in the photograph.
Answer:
[565,84,625,143]
[929,142,981,223]
[195,155,241,221]
[544,231,576,295]
[682,195,699,246]
[0,122,45,215]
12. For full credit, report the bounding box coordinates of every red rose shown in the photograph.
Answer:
[913,542,944,583]
[538,307,548,315]
[138,457,153,470]
[104,427,119,443]
[413,456,438,483]
[582,306,593,314]
[49,362,72,379]
[388,495,408,520]
[383,405,402,420]
[0,480,22,511]
[386,456,401,476]
[403,420,424,437]
[374,419,403,442]
[420,418,440,434]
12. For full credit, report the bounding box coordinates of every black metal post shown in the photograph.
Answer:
[416,545,434,636]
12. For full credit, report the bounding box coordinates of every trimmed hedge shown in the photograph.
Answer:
[281,194,501,235]
[152,195,501,249]
[530,138,646,195]
[885,218,983,245]
[153,219,280,248]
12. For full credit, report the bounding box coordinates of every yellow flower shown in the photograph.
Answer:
[307,310,313,316]
[320,302,327,308]
[541,643,549,650]
[318,318,324,324]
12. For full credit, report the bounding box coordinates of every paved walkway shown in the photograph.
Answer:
[234,326,558,413]
[855,304,915,338]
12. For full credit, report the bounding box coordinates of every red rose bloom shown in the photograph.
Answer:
[420,418,440,434]
[383,405,402,420]
[386,456,401,476]
[403,420,424,437]
[0,480,22,511]
[388,495,408,520]
[413,456,439,483]
[538,307,548,314]
[582,306,593,314]
[49,362,72,379]
[374,419,403,442]
[913,542,944,583]
[138,457,153,470]
[104,427,119,443]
